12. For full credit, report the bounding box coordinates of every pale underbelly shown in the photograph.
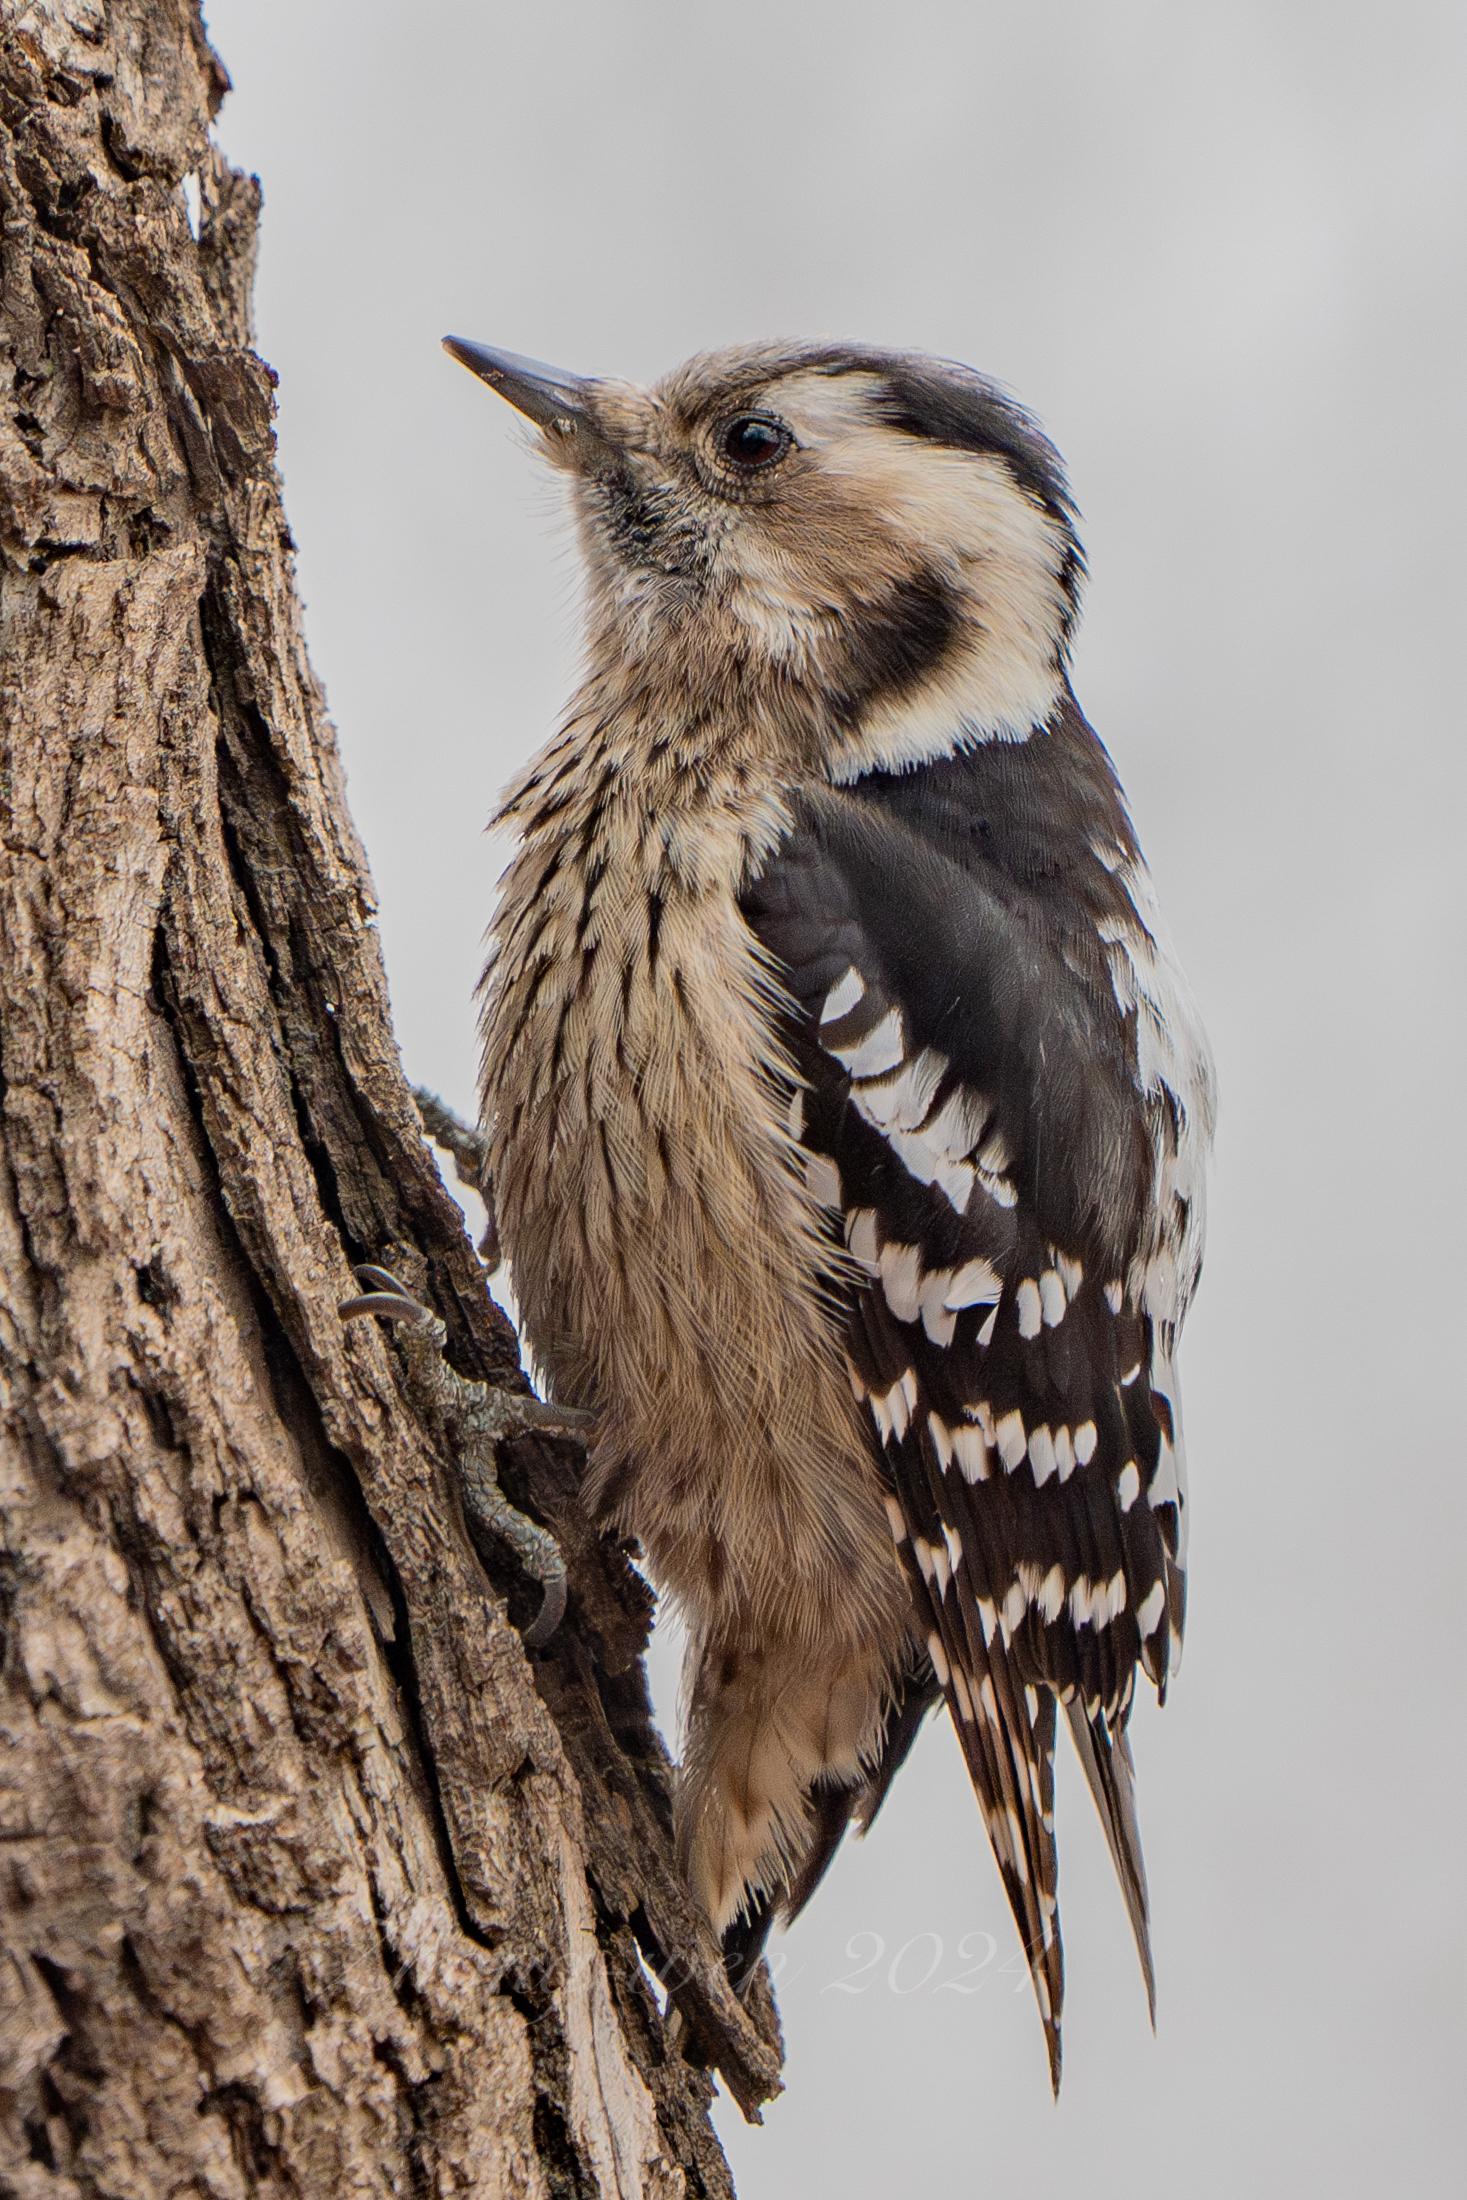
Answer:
[502,1139,907,1651]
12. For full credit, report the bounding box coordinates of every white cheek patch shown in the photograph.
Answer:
[807,434,1074,777]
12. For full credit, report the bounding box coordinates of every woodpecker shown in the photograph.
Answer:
[448,336,1215,2086]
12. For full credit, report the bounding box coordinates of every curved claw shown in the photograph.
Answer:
[354,1262,414,1296]
[523,1568,568,1651]
[340,1289,431,1324]
[340,1252,573,1655]
[339,1263,437,1327]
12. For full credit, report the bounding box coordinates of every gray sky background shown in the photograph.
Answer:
[204,3,1465,2190]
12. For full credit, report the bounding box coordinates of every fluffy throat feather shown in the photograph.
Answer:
[498,587,1065,847]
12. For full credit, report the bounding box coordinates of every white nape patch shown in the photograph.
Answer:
[1116,1460,1141,1511]
[1038,1269,1066,1328]
[1052,1425,1075,1480]
[821,967,865,1024]
[878,1240,923,1323]
[1026,1424,1057,1484]
[804,1151,842,1208]
[1073,1420,1098,1465]
[995,1409,1026,1472]
[1103,1278,1124,1315]
[926,1631,951,1689]
[1135,1581,1167,1641]
[845,1207,879,1272]
[884,1494,907,1544]
[1015,1278,1042,1339]
[833,1007,904,1079]
[945,1254,1004,1309]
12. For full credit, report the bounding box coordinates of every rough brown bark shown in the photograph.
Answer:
[0,5,779,2192]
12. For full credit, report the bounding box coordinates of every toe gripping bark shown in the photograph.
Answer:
[340,1265,590,1648]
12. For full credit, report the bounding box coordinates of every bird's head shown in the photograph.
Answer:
[447,336,1084,769]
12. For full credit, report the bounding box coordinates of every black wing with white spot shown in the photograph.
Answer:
[743,705,1206,2080]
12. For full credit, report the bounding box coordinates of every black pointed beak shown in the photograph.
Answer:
[442,337,592,435]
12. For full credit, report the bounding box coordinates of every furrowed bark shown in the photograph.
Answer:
[0,5,779,2192]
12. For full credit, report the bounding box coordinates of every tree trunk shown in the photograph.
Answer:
[0,6,779,2192]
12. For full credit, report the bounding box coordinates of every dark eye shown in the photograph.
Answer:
[718,413,791,470]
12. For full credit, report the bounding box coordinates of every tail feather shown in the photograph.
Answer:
[945,1596,1066,2092]
[1064,1700,1155,2020]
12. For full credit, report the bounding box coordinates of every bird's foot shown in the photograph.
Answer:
[340,1263,591,1648]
